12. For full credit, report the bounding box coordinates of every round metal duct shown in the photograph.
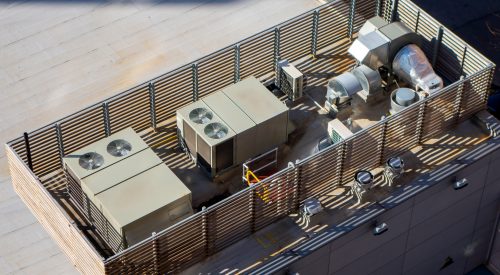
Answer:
[329,72,363,98]
[107,139,132,157]
[79,152,104,170]
[390,88,420,113]
[189,107,213,124]
[352,65,382,94]
[204,122,228,139]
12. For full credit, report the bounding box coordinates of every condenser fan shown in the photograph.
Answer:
[204,122,228,139]
[107,139,132,157]
[79,152,104,170]
[189,108,213,124]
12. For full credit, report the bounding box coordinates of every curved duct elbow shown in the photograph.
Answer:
[392,44,443,94]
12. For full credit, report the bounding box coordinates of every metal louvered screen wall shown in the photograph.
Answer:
[6,0,495,274]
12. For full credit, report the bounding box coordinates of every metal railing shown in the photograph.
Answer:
[6,0,495,273]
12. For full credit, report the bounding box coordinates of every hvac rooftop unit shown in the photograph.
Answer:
[63,127,193,248]
[278,60,304,101]
[176,77,288,178]
[177,100,236,177]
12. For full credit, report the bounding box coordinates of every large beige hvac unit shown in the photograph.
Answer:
[176,76,289,177]
[63,127,193,247]
[176,100,237,176]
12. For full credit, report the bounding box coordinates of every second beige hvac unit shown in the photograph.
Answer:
[176,76,289,177]
[222,76,289,154]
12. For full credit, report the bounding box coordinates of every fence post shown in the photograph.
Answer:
[378,120,389,165]
[390,0,399,22]
[201,206,209,256]
[294,160,302,208]
[249,189,256,233]
[376,0,382,17]
[192,63,199,102]
[431,26,444,68]
[23,132,34,171]
[55,123,64,163]
[152,232,159,274]
[274,27,281,87]
[234,44,241,83]
[311,10,319,57]
[414,10,421,32]
[459,46,468,78]
[337,141,348,185]
[102,102,111,136]
[347,0,356,39]
[149,82,157,130]
[416,101,427,144]
[454,77,465,124]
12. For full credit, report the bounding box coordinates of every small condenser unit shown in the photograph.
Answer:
[278,60,304,101]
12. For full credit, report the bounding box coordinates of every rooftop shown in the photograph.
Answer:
[1,0,497,273]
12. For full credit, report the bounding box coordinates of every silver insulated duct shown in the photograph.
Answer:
[392,44,443,94]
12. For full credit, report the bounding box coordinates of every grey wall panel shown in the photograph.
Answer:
[329,208,412,272]
[289,245,330,275]
[334,233,407,275]
[411,165,488,227]
[407,190,482,249]
[475,200,499,229]
[404,235,470,275]
[404,215,475,272]
[484,141,500,185]
[326,205,385,251]
[370,255,405,275]
[464,223,497,273]
[480,180,500,208]
[489,221,500,274]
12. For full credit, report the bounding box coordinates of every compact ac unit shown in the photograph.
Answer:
[278,60,304,101]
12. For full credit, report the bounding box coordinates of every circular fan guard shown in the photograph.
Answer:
[189,108,213,124]
[107,139,132,157]
[204,122,228,139]
[79,152,104,170]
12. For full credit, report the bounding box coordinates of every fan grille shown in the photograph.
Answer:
[204,122,228,139]
[189,108,213,124]
[107,139,132,157]
[79,152,104,170]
